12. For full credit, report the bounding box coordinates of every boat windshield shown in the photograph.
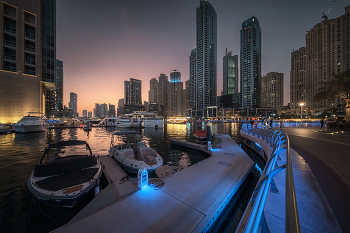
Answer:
[41,143,91,164]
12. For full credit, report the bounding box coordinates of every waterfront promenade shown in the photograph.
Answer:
[279,127,350,233]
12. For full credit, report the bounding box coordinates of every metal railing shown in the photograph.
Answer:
[238,124,300,233]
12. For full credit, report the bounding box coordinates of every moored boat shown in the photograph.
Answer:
[13,113,49,133]
[27,140,102,208]
[109,131,163,173]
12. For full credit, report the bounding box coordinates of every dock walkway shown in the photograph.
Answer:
[54,134,254,233]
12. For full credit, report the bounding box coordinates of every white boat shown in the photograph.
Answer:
[27,140,102,208]
[127,112,164,128]
[109,131,163,173]
[99,117,131,127]
[13,113,49,133]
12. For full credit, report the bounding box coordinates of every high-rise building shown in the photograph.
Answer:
[192,0,217,117]
[100,103,108,119]
[261,72,284,111]
[157,73,168,108]
[0,1,42,123]
[117,98,124,116]
[149,78,158,103]
[223,49,238,95]
[54,59,63,117]
[189,48,197,116]
[88,111,92,118]
[240,16,262,108]
[290,47,308,110]
[124,78,142,105]
[183,79,190,114]
[168,82,183,117]
[170,70,181,83]
[306,5,350,110]
[69,92,77,116]
[42,0,56,117]
[82,110,87,118]
[109,103,116,117]
[94,103,100,118]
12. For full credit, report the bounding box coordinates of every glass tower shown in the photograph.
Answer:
[240,16,261,108]
[170,70,181,83]
[193,0,217,117]
[223,50,238,95]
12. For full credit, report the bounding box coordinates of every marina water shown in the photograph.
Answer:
[0,122,262,233]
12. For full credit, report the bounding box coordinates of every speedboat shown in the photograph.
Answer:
[109,131,163,173]
[13,113,49,133]
[27,140,102,208]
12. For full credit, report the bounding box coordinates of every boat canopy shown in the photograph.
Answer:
[46,140,89,149]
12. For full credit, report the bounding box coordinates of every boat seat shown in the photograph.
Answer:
[35,168,99,191]
[133,143,144,161]
[34,155,97,177]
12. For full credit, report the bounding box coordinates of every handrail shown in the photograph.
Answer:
[237,123,300,233]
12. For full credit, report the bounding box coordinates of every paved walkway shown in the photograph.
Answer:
[279,128,350,233]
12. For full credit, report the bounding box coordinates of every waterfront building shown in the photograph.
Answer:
[306,5,350,111]
[53,59,63,117]
[290,47,308,110]
[0,1,42,123]
[83,110,87,118]
[191,0,217,117]
[189,48,197,117]
[183,79,190,114]
[261,72,284,112]
[170,70,181,83]
[167,82,183,117]
[149,78,158,103]
[69,92,77,116]
[88,111,92,118]
[124,78,142,105]
[223,49,238,95]
[122,104,145,114]
[42,0,56,117]
[117,98,124,116]
[240,16,262,108]
[100,103,108,119]
[109,103,116,117]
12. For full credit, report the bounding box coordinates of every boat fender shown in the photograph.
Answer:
[137,167,148,189]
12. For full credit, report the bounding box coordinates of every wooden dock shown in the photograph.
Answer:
[54,134,254,233]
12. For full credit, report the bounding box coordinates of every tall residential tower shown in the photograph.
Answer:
[223,50,238,95]
[240,16,261,108]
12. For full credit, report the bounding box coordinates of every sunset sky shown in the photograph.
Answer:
[56,0,348,114]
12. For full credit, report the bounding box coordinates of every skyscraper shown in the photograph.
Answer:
[261,72,284,111]
[192,0,217,117]
[189,48,197,116]
[42,0,56,117]
[223,50,238,95]
[149,78,158,103]
[170,70,181,83]
[306,5,350,110]
[290,47,308,110]
[0,1,42,123]
[54,59,63,117]
[124,78,142,105]
[157,73,168,112]
[108,103,116,117]
[240,16,261,108]
[82,110,87,118]
[183,79,190,114]
[69,92,77,116]
[117,98,124,116]
[168,82,183,117]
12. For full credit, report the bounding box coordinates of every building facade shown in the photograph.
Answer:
[88,111,92,118]
[240,16,261,108]
[68,92,77,116]
[53,59,63,117]
[117,98,124,116]
[192,0,217,117]
[124,78,142,105]
[223,50,238,95]
[82,110,87,118]
[183,79,190,114]
[0,1,43,123]
[167,82,183,117]
[189,48,197,117]
[108,103,116,117]
[290,47,308,110]
[261,72,284,111]
[306,5,350,111]
[148,78,158,103]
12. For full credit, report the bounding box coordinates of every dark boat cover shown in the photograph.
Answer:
[47,140,87,149]
[34,155,97,177]
[35,168,99,191]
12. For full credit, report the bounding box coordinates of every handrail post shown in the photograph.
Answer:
[285,135,301,233]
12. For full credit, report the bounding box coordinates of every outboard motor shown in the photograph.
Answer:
[137,167,148,189]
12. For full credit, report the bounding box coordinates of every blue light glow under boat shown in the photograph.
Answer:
[255,163,263,174]
[210,148,221,152]
[255,143,262,149]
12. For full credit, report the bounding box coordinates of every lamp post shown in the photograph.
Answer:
[299,103,304,127]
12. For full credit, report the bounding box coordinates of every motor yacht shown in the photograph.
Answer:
[27,140,102,208]
[99,117,131,127]
[12,113,49,133]
[109,131,163,173]
[127,112,164,128]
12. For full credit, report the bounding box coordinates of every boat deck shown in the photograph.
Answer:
[54,134,254,233]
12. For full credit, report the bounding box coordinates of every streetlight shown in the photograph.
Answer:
[299,103,304,127]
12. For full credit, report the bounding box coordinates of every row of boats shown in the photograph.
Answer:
[27,132,163,208]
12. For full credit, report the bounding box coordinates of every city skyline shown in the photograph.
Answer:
[56,0,349,113]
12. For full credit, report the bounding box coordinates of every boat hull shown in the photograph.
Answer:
[13,124,47,133]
